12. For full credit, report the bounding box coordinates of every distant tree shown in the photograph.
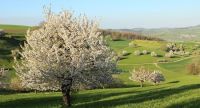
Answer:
[142,50,149,55]
[134,50,142,56]
[13,9,117,106]
[151,51,157,57]
[130,67,165,87]
[129,41,137,47]
[129,67,150,87]
[187,58,200,75]
[122,50,129,56]
[148,70,165,85]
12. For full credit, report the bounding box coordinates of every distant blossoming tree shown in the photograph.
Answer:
[129,67,165,87]
[129,67,150,87]
[148,70,165,85]
[14,9,117,106]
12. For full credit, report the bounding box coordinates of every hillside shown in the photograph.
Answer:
[1,25,200,108]
[111,25,200,41]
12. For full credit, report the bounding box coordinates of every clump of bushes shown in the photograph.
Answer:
[165,50,175,58]
[129,67,165,87]
[164,43,181,52]
[129,42,138,48]
[151,51,158,57]
[163,43,190,57]
[134,50,150,56]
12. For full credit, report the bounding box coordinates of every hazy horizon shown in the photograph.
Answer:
[1,0,200,29]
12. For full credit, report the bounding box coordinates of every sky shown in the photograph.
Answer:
[1,0,200,29]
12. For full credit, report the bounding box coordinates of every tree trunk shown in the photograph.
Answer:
[140,81,144,87]
[61,78,72,107]
[140,82,143,87]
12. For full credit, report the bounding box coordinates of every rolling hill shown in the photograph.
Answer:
[1,24,200,108]
[110,25,200,41]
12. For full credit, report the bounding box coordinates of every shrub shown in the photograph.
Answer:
[129,42,137,47]
[151,51,157,57]
[148,70,165,85]
[134,50,142,56]
[122,50,129,56]
[142,50,149,55]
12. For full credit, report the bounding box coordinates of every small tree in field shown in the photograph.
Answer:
[130,67,165,87]
[148,70,165,85]
[13,9,117,106]
[129,67,150,87]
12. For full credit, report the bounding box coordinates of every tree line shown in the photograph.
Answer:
[100,30,164,41]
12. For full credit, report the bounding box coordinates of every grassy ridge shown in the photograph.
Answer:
[0,24,29,35]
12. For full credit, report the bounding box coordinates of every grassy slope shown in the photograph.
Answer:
[1,25,200,108]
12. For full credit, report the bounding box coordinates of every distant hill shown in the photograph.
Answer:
[0,24,30,35]
[109,25,200,41]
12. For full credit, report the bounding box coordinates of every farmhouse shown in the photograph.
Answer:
[0,29,5,37]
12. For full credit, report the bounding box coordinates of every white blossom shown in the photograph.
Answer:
[148,70,165,84]
[13,9,117,91]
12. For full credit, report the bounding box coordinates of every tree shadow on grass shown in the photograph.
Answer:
[166,98,200,108]
[0,95,62,108]
[0,37,23,47]
[73,86,167,104]
[0,49,11,55]
[167,80,180,84]
[72,84,200,108]
[1,84,200,108]
[0,87,166,108]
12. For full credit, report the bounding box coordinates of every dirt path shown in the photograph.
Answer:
[117,56,199,68]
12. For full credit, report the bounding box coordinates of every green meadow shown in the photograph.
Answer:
[1,25,200,108]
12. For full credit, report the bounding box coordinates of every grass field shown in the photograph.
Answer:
[1,25,200,108]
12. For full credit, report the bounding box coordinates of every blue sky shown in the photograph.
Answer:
[1,0,200,29]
